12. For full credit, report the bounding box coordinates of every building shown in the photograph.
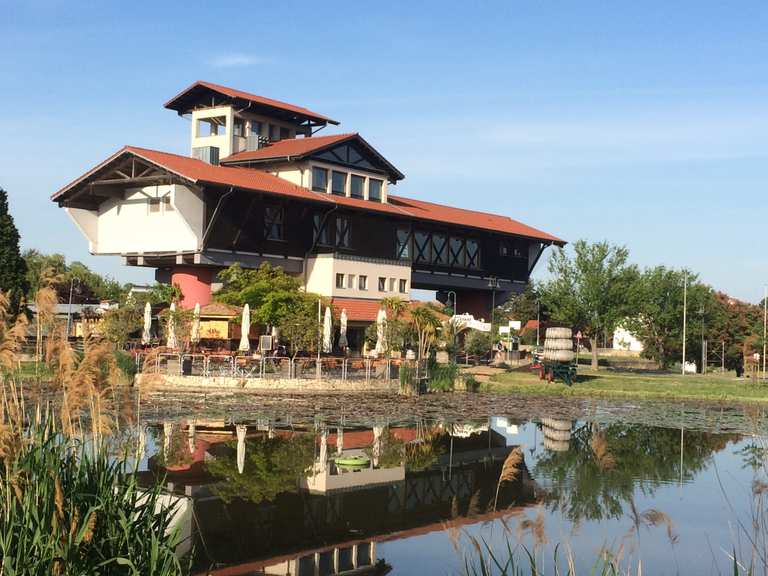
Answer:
[52,80,564,323]
[612,324,644,352]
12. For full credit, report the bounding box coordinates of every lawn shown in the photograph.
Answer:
[488,367,768,404]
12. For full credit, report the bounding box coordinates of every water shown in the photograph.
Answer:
[132,393,768,575]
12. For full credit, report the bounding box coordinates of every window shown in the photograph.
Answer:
[350,175,365,198]
[414,231,430,263]
[336,273,345,289]
[388,278,396,292]
[269,124,279,140]
[358,275,368,290]
[250,121,262,136]
[264,205,284,241]
[368,178,382,201]
[378,277,387,292]
[280,127,290,140]
[196,116,226,137]
[331,171,347,196]
[347,274,356,288]
[233,118,246,137]
[313,213,330,245]
[399,279,407,293]
[466,239,480,268]
[432,234,447,264]
[148,198,161,214]
[396,228,411,260]
[335,216,350,248]
[312,167,328,192]
[162,196,174,212]
[449,237,465,267]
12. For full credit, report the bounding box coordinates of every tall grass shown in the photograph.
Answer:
[0,288,190,575]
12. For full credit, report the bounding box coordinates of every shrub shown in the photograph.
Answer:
[429,362,458,391]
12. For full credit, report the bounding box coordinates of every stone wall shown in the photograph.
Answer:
[134,373,399,393]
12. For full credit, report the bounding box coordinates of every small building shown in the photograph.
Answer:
[612,325,644,352]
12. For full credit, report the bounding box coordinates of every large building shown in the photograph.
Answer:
[53,81,563,322]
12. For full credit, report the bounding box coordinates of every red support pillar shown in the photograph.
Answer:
[170,266,215,308]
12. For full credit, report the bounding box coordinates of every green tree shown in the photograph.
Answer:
[499,283,539,327]
[216,263,312,329]
[99,305,144,347]
[280,305,321,358]
[540,240,639,369]
[464,329,491,357]
[0,188,29,314]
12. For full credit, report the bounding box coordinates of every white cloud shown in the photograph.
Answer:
[207,53,268,68]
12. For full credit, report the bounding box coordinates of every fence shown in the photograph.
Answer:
[134,352,418,383]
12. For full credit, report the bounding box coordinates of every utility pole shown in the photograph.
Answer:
[700,305,706,375]
[681,272,688,375]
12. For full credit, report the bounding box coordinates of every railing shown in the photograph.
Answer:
[134,352,416,384]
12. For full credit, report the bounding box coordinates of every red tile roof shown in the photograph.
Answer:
[52,146,564,244]
[164,80,339,125]
[223,133,354,163]
[221,132,405,182]
[331,298,450,323]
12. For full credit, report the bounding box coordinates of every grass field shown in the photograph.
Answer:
[489,367,768,404]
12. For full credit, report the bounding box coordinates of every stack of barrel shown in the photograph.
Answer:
[543,327,574,363]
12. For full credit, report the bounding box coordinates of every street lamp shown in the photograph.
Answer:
[447,290,457,316]
[488,277,499,361]
[536,300,541,347]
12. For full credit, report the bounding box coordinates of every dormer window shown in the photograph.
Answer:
[331,171,346,196]
[312,167,328,192]
[350,175,365,199]
[368,179,382,202]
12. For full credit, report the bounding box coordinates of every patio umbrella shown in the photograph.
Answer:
[190,303,200,345]
[236,424,247,474]
[238,304,250,352]
[336,426,344,455]
[374,308,387,355]
[338,309,348,351]
[322,306,333,353]
[141,301,152,345]
[166,303,177,349]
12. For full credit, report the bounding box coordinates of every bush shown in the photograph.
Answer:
[464,330,492,357]
[464,375,481,392]
[429,362,458,391]
[114,349,136,377]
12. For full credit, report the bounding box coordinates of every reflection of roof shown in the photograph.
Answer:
[326,427,418,449]
[164,80,339,125]
[52,147,564,244]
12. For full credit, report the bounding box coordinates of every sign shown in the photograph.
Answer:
[499,326,510,335]
[509,320,522,331]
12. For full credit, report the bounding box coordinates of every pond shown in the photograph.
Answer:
[133,393,768,575]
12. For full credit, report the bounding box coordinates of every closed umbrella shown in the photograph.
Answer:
[166,303,177,349]
[374,308,387,355]
[322,306,333,353]
[319,429,328,472]
[141,301,152,345]
[236,424,247,474]
[238,304,250,352]
[338,309,348,351]
[191,303,200,345]
[372,425,383,467]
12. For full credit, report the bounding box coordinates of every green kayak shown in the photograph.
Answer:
[335,456,370,468]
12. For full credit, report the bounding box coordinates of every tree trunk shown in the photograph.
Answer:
[590,337,599,370]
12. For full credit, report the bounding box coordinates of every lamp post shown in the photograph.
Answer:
[447,290,457,316]
[681,272,687,376]
[700,305,705,375]
[536,300,541,347]
[488,277,499,362]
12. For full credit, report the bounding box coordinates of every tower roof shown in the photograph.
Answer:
[164,80,339,127]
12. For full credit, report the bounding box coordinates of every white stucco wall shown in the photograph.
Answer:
[305,254,411,299]
[87,184,203,255]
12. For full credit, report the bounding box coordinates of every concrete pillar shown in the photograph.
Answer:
[170,266,216,308]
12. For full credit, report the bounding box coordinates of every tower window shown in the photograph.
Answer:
[396,228,411,260]
[313,213,330,246]
[196,116,226,137]
[336,273,345,289]
[335,216,350,248]
[359,275,368,290]
[399,279,407,293]
[312,167,328,192]
[378,277,387,292]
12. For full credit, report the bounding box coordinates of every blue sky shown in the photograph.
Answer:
[2,1,767,301]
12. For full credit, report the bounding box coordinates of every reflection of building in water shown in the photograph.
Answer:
[142,419,540,575]
[541,418,572,452]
